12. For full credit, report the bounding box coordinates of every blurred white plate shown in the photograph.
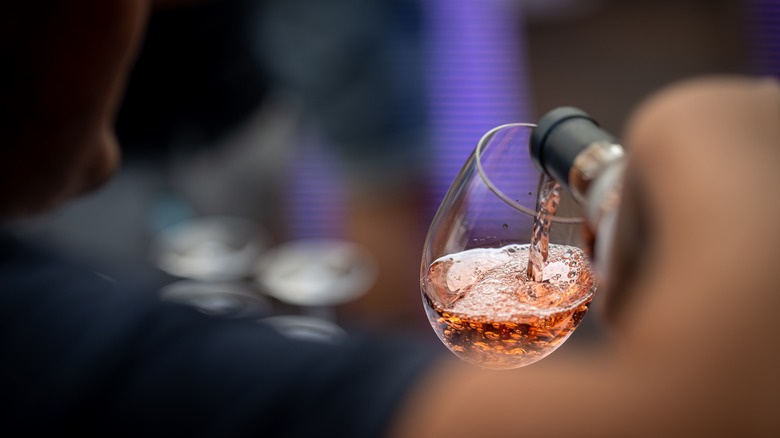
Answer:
[261,315,346,344]
[255,239,377,307]
[160,280,272,318]
[150,216,268,281]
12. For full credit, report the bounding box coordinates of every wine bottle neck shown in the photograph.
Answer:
[568,140,626,207]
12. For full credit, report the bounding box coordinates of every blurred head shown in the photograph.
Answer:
[0,1,149,218]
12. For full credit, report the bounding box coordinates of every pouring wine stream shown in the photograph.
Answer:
[527,174,562,282]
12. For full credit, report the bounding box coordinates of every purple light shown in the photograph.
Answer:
[748,0,780,77]
[287,1,536,238]
[287,132,347,239]
[424,0,535,207]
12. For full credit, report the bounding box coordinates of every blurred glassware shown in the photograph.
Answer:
[254,239,377,308]
[260,315,347,344]
[150,216,268,281]
[160,280,272,318]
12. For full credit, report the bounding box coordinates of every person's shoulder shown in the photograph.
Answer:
[0,231,150,312]
[0,230,438,436]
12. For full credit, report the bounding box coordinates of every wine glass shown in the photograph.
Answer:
[254,238,377,322]
[150,216,268,282]
[160,280,272,319]
[420,123,596,369]
[151,216,275,319]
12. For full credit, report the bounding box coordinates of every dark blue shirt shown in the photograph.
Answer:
[0,232,433,436]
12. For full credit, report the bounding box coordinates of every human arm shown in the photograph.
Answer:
[389,76,780,437]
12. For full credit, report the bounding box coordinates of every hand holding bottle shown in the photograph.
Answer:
[396,76,780,437]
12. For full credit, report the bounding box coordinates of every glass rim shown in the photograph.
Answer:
[475,122,585,225]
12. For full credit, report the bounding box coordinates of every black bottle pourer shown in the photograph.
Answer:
[530,107,617,189]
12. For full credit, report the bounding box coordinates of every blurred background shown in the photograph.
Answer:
[11,0,777,342]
